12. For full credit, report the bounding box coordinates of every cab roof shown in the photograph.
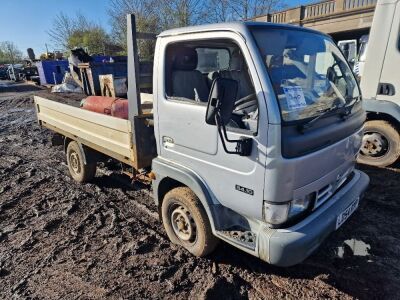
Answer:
[158,21,329,39]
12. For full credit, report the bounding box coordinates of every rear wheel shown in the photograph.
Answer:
[66,141,97,182]
[161,187,218,257]
[358,120,400,167]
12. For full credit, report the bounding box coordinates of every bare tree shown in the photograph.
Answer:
[48,12,117,54]
[204,0,288,22]
[108,0,159,57]
[0,41,23,64]
[204,0,233,23]
[108,0,207,38]
[107,0,288,55]
[158,0,207,28]
[108,0,159,39]
[229,0,287,20]
[48,12,76,49]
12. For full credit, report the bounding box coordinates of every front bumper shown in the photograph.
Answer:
[257,170,369,267]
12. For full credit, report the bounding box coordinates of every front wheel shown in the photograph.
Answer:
[358,120,400,167]
[161,187,218,257]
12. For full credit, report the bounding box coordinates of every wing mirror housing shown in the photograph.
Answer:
[206,77,237,126]
[205,78,252,156]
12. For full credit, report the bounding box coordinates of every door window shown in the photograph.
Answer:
[164,39,258,132]
[196,48,230,73]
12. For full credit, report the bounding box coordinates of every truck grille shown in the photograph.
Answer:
[314,168,353,209]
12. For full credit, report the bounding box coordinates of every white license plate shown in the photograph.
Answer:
[336,197,359,229]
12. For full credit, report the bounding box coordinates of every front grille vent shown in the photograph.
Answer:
[313,169,352,209]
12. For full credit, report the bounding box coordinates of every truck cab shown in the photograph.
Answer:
[35,17,369,266]
[358,0,400,166]
[152,22,369,266]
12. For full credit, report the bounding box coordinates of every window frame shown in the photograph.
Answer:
[163,36,260,135]
[164,41,235,104]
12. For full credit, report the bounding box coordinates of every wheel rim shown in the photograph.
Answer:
[360,131,389,158]
[69,151,81,174]
[170,204,196,243]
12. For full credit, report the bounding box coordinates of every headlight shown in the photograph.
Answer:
[263,194,314,225]
[288,196,312,219]
[263,202,289,225]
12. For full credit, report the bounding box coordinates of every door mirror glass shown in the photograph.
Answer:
[205,77,252,156]
[205,77,238,126]
[338,40,357,62]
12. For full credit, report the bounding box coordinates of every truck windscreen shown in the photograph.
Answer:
[250,26,360,123]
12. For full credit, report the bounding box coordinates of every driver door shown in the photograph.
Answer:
[155,31,268,220]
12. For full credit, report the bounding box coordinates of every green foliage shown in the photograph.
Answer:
[67,27,112,55]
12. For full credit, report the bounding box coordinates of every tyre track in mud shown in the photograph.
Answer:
[1,82,400,299]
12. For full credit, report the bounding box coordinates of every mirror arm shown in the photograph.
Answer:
[217,121,240,155]
[215,111,252,156]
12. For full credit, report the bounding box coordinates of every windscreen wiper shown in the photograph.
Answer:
[298,95,361,133]
[298,105,341,133]
[339,95,361,119]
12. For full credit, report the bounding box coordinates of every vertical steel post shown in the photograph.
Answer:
[126,14,142,168]
[127,14,142,118]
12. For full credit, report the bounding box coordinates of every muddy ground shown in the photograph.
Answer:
[0,81,399,299]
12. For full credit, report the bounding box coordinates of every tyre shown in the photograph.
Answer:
[66,141,97,183]
[358,120,400,167]
[161,187,218,257]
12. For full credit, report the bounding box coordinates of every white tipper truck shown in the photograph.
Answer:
[34,15,369,266]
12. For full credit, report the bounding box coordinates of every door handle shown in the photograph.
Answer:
[162,136,174,148]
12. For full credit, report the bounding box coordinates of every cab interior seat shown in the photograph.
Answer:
[219,50,254,99]
[218,50,257,115]
[168,46,210,102]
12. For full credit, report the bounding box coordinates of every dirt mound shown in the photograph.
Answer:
[1,82,400,299]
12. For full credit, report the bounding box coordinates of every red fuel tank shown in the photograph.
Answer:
[80,96,115,115]
[80,96,128,119]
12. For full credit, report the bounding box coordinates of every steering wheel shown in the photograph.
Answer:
[327,64,345,82]
[233,93,257,114]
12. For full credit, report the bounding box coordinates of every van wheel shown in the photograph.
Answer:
[66,141,97,183]
[161,187,218,257]
[358,120,400,167]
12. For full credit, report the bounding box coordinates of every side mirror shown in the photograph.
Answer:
[206,77,238,126]
[205,77,252,157]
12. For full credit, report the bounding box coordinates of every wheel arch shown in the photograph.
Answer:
[364,99,400,130]
[152,158,220,231]
[63,136,72,153]
[366,111,400,130]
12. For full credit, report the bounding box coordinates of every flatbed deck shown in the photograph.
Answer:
[34,95,155,168]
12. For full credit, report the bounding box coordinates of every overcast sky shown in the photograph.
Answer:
[0,0,314,57]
